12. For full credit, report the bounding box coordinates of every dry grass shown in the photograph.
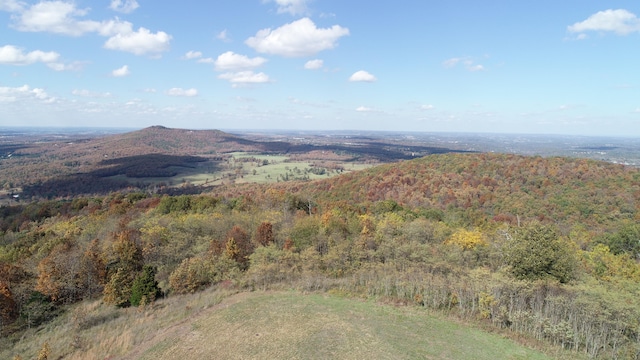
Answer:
[1,288,235,360]
[3,288,570,360]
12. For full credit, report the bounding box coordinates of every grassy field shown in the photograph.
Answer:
[116,152,374,187]
[2,289,567,360]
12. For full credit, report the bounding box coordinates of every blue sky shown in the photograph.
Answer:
[1,0,639,136]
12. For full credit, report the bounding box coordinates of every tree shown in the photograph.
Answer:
[224,226,253,269]
[601,222,640,260]
[103,230,144,307]
[35,240,82,303]
[445,228,487,250]
[504,224,576,283]
[79,239,106,298]
[130,265,161,307]
[0,281,18,328]
[255,222,274,246]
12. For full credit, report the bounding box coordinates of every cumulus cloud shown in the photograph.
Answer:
[166,88,198,97]
[111,65,130,77]
[214,51,267,71]
[0,45,59,65]
[0,0,24,12]
[264,0,310,16]
[568,9,640,36]
[0,84,55,103]
[104,27,171,56]
[304,59,323,70]
[245,17,349,57]
[109,0,139,14]
[349,70,377,82]
[10,1,171,56]
[421,104,435,110]
[218,71,270,86]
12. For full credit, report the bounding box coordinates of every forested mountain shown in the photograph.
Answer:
[303,153,640,230]
[2,149,640,359]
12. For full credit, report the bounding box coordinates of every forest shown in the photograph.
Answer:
[1,151,640,359]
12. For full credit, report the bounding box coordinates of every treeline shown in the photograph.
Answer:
[2,154,640,359]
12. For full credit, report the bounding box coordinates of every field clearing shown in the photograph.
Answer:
[137,291,553,360]
[113,153,374,187]
[2,290,564,360]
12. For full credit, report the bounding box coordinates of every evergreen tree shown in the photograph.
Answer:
[130,265,161,307]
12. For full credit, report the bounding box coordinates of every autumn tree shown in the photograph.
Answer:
[0,281,18,329]
[168,256,237,294]
[103,230,144,307]
[224,226,253,269]
[36,240,82,303]
[255,221,274,246]
[79,239,106,298]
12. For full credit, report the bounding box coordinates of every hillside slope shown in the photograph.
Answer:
[288,152,640,230]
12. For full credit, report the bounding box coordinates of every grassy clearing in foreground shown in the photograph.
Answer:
[2,288,579,360]
[138,291,554,360]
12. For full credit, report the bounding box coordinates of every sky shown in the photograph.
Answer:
[1,0,640,136]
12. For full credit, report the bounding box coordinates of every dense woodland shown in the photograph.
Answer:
[1,152,640,359]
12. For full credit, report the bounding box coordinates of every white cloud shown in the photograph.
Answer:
[104,27,171,56]
[166,88,198,97]
[109,0,139,14]
[184,50,202,60]
[265,0,310,16]
[245,17,349,57]
[304,59,323,70]
[349,70,377,82]
[0,45,59,65]
[11,1,171,56]
[217,29,231,42]
[214,51,267,71]
[0,0,25,12]
[421,104,434,110]
[14,1,100,36]
[443,57,485,72]
[111,65,130,77]
[197,57,215,64]
[218,71,270,86]
[47,61,84,71]
[568,9,640,35]
[0,84,55,103]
